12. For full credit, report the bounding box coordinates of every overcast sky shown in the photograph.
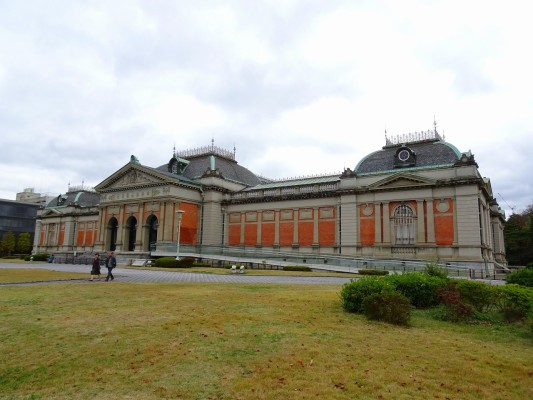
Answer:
[1,0,531,216]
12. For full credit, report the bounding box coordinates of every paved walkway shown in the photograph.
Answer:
[0,262,353,286]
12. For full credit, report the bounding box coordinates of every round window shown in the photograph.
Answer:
[398,149,410,161]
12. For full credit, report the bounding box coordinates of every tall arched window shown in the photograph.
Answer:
[107,217,118,251]
[393,204,415,245]
[145,215,158,251]
[125,216,137,251]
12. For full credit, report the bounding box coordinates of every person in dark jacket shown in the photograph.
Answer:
[105,251,117,281]
[90,253,101,281]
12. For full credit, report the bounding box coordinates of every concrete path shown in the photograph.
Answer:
[0,262,353,286]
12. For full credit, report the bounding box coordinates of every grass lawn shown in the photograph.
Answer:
[0,268,88,283]
[1,282,532,400]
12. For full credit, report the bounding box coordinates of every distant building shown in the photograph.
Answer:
[16,188,54,207]
[34,130,506,274]
[0,198,39,249]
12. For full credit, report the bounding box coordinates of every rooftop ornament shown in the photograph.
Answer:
[176,139,236,161]
[385,129,443,146]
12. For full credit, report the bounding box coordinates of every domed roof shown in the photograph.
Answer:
[356,140,461,175]
[155,144,263,187]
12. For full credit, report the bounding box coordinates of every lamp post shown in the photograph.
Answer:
[175,210,185,260]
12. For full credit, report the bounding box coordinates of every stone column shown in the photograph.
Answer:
[374,203,382,244]
[274,210,280,246]
[257,210,262,246]
[426,200,435,243]
[416,200,426,244]
[135,202,144,250]
[313,207,319,246]
[382,202,390,244]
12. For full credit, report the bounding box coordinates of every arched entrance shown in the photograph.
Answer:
[107,217,118,251]
[125,216,137,251]
[144,215,158,251]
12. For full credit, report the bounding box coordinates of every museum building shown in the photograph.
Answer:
[33,129,507,272]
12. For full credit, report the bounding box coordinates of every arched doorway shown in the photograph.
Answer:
[125,216,137,251]
[107,217,118,251]
[145,215,158,251]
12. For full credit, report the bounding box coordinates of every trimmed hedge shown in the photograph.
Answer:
[358,269,389,276]
[362,292,411,326]
[154,257,195,268]
[25,253,49,262]
[283,266,311,272]
[506,268,533,287]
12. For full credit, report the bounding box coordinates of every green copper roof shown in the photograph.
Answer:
[245,175,340,191]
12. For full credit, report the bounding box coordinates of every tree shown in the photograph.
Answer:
[0,231,16,256]
[504,204,533,266]
[17,232,32,254]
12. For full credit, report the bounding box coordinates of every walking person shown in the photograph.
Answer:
[90,253,101,281]
[105,251,117,281]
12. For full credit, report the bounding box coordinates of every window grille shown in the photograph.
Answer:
[393,204,415,245]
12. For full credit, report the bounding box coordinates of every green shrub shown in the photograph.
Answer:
[454,279,496,312]
[506,268,533,287]
[340,277,396,313]
[436,283,474,322]
[493,284,533,322]
[362,292,411,326]
[526,261,533,269]
[154,257,194,268]
[27,253,49,262]
[283,266,311,272]
[358,269,389,276]
[388,272,447,308]
[424,261,449,279]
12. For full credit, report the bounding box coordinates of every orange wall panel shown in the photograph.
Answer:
[433,199,454,246]
[435,215,454,245]
[360,219,375,246]
[360,204,375,246]
[244,223,257,246]
[279,222,293,246]
[318,221,335,246]
[58,231,65,246]
[85,231,93,246]
[261,224,275,246]
[228,225,241,246]
[298,222,314,246]
[76,231,84,246]
[178,202,199,244]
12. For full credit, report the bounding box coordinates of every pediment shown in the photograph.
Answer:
[96,165,168,191]
[41,208,62,216]
[369,173,436,190]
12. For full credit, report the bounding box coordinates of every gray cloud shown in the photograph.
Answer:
[0,0,531,215]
